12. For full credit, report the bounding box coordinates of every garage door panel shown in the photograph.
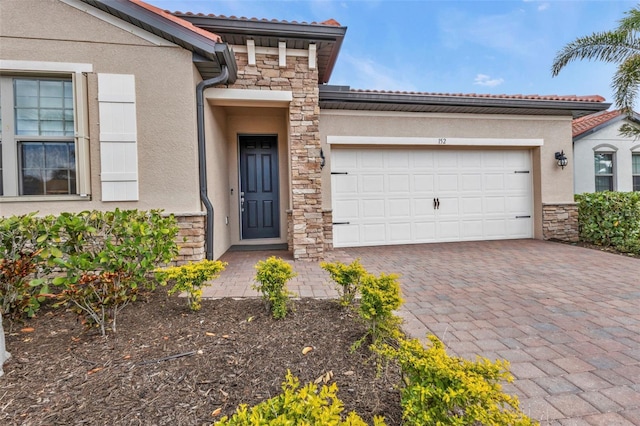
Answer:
[484,174,505,191]
[438,174,459,191]
[360,151,384,168]
[485,196,506,214]
[413,151,435,167]
[362,199,385,218]
[362,224,386,243]
[461,174,482,191]
[388,198,411,217]
[331,148,532,248]
[387,151,410,168]
[388,174,410,192]
[389,223,412,242]
[334,199,359,220]
[334,224,360,246]
[362,175,384,193]
[413,221,436,240]
[414,174,435,192]
[414,198,436,217]
[462,197,483,214]
[332,175,358,194]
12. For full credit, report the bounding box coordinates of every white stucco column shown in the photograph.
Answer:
[0,313,10,377]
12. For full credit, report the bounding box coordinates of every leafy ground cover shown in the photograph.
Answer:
[0,292,402,425]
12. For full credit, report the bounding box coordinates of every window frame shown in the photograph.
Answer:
[594,151,615,192]
[0,60,91,201]
[633,152,640,192]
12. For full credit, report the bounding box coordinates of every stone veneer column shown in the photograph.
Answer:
[542,203,579,242]
[228,53,324,260]
[172,214,206,265]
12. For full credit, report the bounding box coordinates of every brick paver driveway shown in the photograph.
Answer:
[204,240,640,425]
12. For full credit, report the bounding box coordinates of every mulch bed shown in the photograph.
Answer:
[1,292,402,425]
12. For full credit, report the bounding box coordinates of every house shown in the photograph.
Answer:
[0,0,609,262]
[573,110,640,194]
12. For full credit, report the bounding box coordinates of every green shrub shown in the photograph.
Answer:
[0,213,58,322]
[378,335,537,426]
[215,370,386,426]
[320,258,367,307]
[155,260,227,311]
[52,209,179,335]
[356,272,403,349]
[576,191,640,254]
[253,256,296,319]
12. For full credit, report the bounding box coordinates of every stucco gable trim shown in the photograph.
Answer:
[206,88,293,106]
[326,136,543,147]
[60,0,175,46]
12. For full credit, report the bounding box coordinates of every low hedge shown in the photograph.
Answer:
[576,191,640,254]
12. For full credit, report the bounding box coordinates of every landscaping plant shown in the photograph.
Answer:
[576,191,640,254]
[355,272,403,349]
[52,209,179,335]
[155,260,227,311]
[253,256,296,319]
[378,335,537,426]
[0,213,58,322]
[215,370,386,426]
[320,258,367,307]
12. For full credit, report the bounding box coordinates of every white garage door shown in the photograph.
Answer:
[331,148,533,248]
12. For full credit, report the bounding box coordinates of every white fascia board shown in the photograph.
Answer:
[326,136,544,147]
[59,0,175,46]
[0,60,92,73]
[206,88,293,106]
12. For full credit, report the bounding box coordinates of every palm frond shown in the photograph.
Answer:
[617,7,640,33]
[551,31,640,76]
[612,54,640,112]
[618,122,640,140]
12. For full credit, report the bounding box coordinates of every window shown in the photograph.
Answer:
[0,77,76,196]
[594,152,614,192]
[633,153,640,192]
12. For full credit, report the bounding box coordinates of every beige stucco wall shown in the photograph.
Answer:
[319,110,575,239]
[0,0,202,216]
[574,119,640,194]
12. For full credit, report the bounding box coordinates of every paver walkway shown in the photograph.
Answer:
[203,240,640,425]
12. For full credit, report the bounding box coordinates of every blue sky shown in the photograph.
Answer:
[153,0,637,107]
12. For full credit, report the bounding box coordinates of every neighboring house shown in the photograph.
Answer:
[0,0,609,262]
[573,109,640,194]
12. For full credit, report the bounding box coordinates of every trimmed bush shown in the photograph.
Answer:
[576,191,640,254]
[355,272,403,349]
[49,209,179,335]
[156,260,227,311]
[378,335,537,426]
[215,370,386,426]
[253,256,296,319]
[0,213,57,322]
[320,258,367,307]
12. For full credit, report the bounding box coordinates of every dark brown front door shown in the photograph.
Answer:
[239,135,280,239]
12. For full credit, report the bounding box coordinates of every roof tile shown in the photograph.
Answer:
[572,109,622,137]
[348,88,605,103]
[130,0,222,43]
[168,10,341,27]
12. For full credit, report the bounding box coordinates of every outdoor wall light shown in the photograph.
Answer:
[555,150,568,169]
[320,148,325,169]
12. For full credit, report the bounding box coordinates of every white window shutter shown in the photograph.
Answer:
[98,74,138,201]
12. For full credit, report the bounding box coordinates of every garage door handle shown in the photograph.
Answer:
[515,215,531,219]
[331,172,348,175]
[436,198,440,209]
[333,221,350,225]
[433,198,437,209]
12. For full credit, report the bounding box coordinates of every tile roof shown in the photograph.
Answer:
[572,109,623,137]
[348,88,606,103]
[130,0,222,43]
[168,11,342,27]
